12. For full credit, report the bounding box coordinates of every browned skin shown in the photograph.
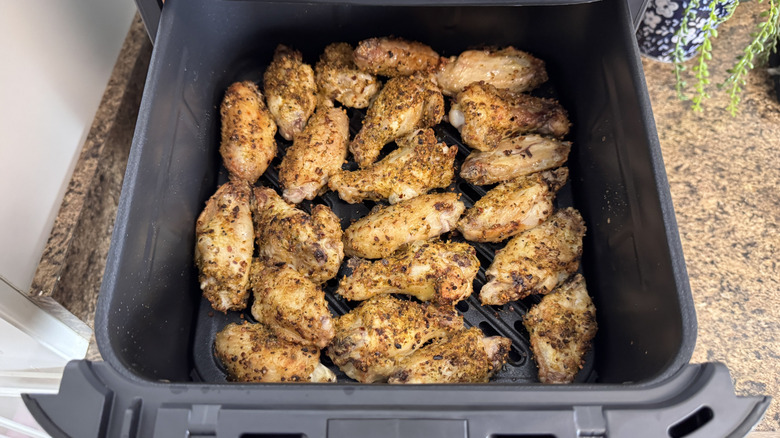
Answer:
[436,46,548,96]
[279,105,349,204]
[480,208,586,305]
[252,187,344,284]
[458,168,569,243]
[353,37,440,77]
[342,192,466,259]
[524,274,597,384]
[214,322,336,383]
[194,181,254,312]
[263,45,317,140]
[329,128,457,204]
[449,82,571,151]
[337,239,479,305]
[350,72,444,168]
[388,327,511,384]
[250,261,334,349]
[460,135,571,186]
[315,42,381,108]
[326,295,464,383]
[220,81,277,183]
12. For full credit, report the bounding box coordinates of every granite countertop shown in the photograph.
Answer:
[31,5,778,433]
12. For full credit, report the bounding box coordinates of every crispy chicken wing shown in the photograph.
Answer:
[329,128,457,204]
[354,37,440,77]
[250,261,334,349]
[524,274,597,384]
[263,45,317,140]
[350,72,444,168]
[219,81,277,183]
[460,135,571,185]
[315,42,381,108]
[326,295,463,382]
[388,327,511,384]
[279,105,349,204]
[215,322,336,383]
[480,208,585,305]
[449,82,570,151]
[458,168,569,243]
[436,46,548,96]
[337,240,479,305]
[343,192,465,259]
[194,181,254,312]
[252,187,344,283]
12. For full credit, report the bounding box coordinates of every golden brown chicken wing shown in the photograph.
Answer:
[387,327,511,384]
[480,208,585,305]
[278,105,349,204]
[252,187,344,283]
[460,135,571,185]
[436,46,548,96]
[219,81,277,183]
[350,72,444,168]
[337,239,479,305]
[342,192,465,259]
[354,37,440,77]
[194,181,254,313]
[315,42,381,108]
[458,168,569,243]
[326,295,463,382]
[329,128,457,204]
[524,274,597,384]
[215,322,336,383]
[263,45,317,140]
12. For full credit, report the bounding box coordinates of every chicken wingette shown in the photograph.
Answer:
[354,37,440,77]
[315,42,381,108]
[436,46,548,96]
[263,45,317,140]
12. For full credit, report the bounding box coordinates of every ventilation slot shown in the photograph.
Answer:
[490,434,556,438]
[668,406,714,438]
[241,434,306,438]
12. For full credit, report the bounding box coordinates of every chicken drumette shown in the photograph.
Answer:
[315,42,381,108]
[263,45,317,140]
[436,46,548,96]
[354,37,440,77]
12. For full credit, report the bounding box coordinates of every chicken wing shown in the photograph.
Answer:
[253,187,344,283]
[315,42,381,108]
[350,72,444,168]
[460,134,571,185]
[354,37,440,77]
[337,240,479,305]
[278,105,349,204]
[524,274,597,384]
[329,128,457,204]
[449,82,570,151]
[436,46,548,96]
[263,45,317,140]
[480,208,585,305]
[458,168,569,243]
[215,322,336,383]
[387,327,511,384]
[326,295,463,382]
[194,181,254,313]
[219,81,277,183]
[343,192,465,259]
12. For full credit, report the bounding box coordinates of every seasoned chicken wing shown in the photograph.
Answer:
[279,105,349,204]
[449,82,570,151]
[436,46,548,96]
[215,322,336,383]
[194,181,254,313]
[354,37,440,77]
[329,128,457,204]
[350,72,444,168]
[388,327,511,384]
[326,295,463,382]
[524,274,597,384]
[343,192,465,259]
[460,134,571,185]
[263,45,317,140]
[250,261,334,349]
[315,42,381,108]
[458,168,569,243]
[337,240,479,305]
[219,81,277,183]
[480,208,585,305]
[253,187,344,283]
